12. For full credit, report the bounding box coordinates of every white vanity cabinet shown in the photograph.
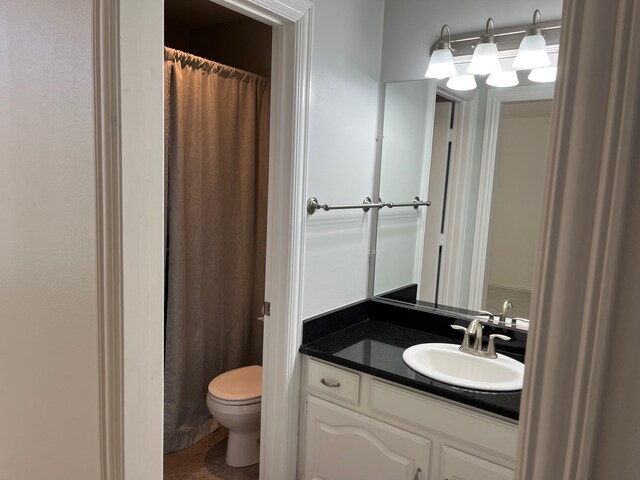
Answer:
[301,357,518,480]
[440,446,514,480]
[305,396,429,480]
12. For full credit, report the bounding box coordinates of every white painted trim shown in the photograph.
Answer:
[94,0,124,478]
[102,0,312,478]
[468,85,555,310]
[117,0,165,476]
[436,87,479,309]
[216,2,314,479]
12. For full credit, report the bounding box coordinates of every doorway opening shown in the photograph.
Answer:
[420,95,455,305]
[163,1,272,479]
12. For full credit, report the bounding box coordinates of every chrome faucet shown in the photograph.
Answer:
[467,318,484,352]
[451,319,511,359]
[499,300,514,326]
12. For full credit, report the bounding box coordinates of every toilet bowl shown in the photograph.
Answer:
[206,365,262,467]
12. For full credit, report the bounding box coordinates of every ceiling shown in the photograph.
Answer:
[165,0,247,30]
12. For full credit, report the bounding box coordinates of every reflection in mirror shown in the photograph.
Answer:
[482,100,551,318]
[373,80,435,295]
[372,78,554,327]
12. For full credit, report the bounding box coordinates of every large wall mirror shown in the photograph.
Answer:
[372,75,555,325]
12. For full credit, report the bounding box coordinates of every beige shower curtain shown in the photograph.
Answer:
[516,0,640,478]
[163,47,270,453]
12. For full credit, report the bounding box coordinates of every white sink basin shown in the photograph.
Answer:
[402,343,524,391]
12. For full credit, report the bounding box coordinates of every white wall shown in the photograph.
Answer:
[487,111,551,290]
[0,1,102,479]
[302,0,385,318]
[381,0,563,83]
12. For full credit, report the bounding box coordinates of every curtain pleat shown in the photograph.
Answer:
[163,47,270,453]
[515,0,640,478]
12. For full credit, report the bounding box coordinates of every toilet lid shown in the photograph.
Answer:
[208,365,262,402]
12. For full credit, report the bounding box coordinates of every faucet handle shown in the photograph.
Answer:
[476,310,495,322]
[512,317,529,326]
[487,333,511,358]
[451,324,471,350]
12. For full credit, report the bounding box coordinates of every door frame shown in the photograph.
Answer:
[94,0,313,478]
[467,84,555,310]
[434,86,479,309]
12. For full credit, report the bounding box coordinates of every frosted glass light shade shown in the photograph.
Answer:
[467,43,501,75]
[528,66,557,83]
[487,70,519,87]
[425,49,458,79]
[446,74,477,91]
[513,34,551,69]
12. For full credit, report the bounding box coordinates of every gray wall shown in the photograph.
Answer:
[0,1,102,478]
[303,0,386,317]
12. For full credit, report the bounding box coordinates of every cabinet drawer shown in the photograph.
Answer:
[440,445,514,480]
[307,358,360,406]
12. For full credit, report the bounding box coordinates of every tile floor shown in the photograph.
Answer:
[164,428,259,480]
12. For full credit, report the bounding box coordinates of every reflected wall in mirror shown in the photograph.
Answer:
[373,80,435,296]
[475,96,552,319]
[372,78,554,323]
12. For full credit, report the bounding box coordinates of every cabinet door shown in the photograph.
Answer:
[440,446,513,480]
[305,396,430,480]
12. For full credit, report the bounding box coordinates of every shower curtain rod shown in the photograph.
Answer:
[306,196,431,214]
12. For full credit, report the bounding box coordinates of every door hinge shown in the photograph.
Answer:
[264,301,271,316]
[439,233,446,246]
[447,128,454,143]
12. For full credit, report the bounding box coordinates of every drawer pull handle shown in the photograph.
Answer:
[320,378,340,388]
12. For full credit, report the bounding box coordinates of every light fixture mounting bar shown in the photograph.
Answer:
[447,19,561,59]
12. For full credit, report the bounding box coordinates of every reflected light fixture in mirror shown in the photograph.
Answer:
[513,10,551,70]
[487,70,519,87]
[446,74,477,91]
[529,66,557,82]
[467,18,501,75]
[425,25,458,79]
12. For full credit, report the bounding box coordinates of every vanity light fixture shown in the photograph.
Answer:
[487,70,519,87]
[427,14,560,90]
[528,66,557,83]
[467,18,502,76]
[446,74,477,91]
[513,10,551,70]
[425,25,458,79]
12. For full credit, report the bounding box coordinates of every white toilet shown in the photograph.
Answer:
[206,365,262,467]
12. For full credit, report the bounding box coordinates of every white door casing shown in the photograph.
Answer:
[96,0,313,478]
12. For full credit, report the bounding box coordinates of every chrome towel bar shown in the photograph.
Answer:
[383,196,432,209]
[306,196,431,214]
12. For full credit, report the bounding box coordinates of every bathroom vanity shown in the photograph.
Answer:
[298,298,526,480]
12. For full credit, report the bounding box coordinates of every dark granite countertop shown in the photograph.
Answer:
[299,298,526,421]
